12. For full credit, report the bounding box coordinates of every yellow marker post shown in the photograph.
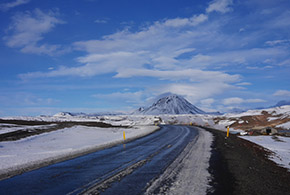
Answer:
[123,131,126,141]
[227,126,230,137]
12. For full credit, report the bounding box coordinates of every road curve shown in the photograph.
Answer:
[0,125,198,195]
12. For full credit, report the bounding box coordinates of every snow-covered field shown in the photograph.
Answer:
[0,125,159,179]
[241,135,290,171]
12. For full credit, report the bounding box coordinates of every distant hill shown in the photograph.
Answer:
[273,100,290,107]
[53,111,124,117]
[134,94,205,115]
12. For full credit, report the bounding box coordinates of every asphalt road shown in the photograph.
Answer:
[0,125,198,195]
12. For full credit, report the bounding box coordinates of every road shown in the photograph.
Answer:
[0,125,198,195]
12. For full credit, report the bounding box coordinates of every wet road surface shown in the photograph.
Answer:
[0,125,198,194]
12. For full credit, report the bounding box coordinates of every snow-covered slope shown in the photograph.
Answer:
[214,105,290,131]
[136,94,205,115]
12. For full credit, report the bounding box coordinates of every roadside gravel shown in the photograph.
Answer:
[204,127,290,195]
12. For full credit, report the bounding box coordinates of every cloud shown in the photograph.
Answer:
[17,1,289,108]
[92,91,144,105]
[278,59,290,66]
[0,92,58,106]
[200,98,215,106]
[206,0,233,14]
[154,82,236,104]
[223,97,266,105]
[273,90,290,97]
[114,68,240,83]
[163,14,208,27]
[3,9,67,55]
[265,39,290,46]
[94,18,109,24]
[268,10,290,29]
[0,0,30,11]
[236,82,252,86]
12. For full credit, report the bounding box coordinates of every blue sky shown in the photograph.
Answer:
[0,0,290,116]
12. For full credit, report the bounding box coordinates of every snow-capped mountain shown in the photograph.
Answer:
[273,100,290,107]
[53,112,82,117]
[135,94,205,115]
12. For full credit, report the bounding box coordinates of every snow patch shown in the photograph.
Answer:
[277,121,290,129]
[241,136,290,171]
[0,125,159,179]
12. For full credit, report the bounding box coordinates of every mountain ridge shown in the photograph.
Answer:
[134,94,206,115]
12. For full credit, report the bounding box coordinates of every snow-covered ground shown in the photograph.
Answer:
[224,105,290,118]
[0,125,159,179]
[1,105,290,177]
[241,135,290,171]
[277,121,290,129]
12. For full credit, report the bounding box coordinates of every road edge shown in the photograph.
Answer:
[145,126,213,194]
[203,126,290,195]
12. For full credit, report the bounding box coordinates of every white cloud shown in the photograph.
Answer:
[163,14,208,27]
[273,90,290,97]
[236,82,252,86]
[223,97,266,105]
[17,2,289,107]
[278,59,290,66]
[155,83,236,104]
[268,10,290,28]
[223,97,243,105]
[200,98,215,106]
[265,39,290,46]
[206,0,233,14]
[94,18,109,24]
[114,68,240,83]
[0,0,30,11]
[3,9,67,55]
[0,92,58,106]
[92,91,144,105]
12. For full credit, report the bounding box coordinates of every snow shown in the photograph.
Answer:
[1,103,290,178]
[0,125,159,178]
[136,94,205,115]
[241,136,290,171]
[166,128,213,195]
[224,105,290,118]
[145,128,213,195]
[277,121,290,129]
[267,117,279,121]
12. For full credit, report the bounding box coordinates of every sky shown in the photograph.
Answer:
[0,0,290,116]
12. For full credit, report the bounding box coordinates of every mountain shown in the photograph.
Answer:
[53,111,124,117]
[53,112,85,117]
[135,94,205,115]
[227,108,246,114]
[256,100,290,110]
[273,100,290,107]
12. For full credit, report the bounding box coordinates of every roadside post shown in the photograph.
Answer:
[123,131,126,149]
[227,126,230,137]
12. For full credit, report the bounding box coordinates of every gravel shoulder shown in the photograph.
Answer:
[204,127,290,195]
[145,126,213,195]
